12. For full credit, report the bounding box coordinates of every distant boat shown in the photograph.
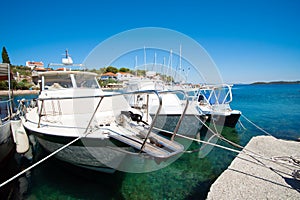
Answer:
[124,77,186,116]
[194,84,241,128]
[0,63,30,166]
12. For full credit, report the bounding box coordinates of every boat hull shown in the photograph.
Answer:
[204,113,241,128]
[25,126,185,173]
[24,127,125,173]
[0,122,15,167]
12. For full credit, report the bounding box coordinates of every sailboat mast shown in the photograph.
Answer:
[144,46,146,73]
[179,45,182,72]
[135,56,138,76]
[154,52,156,72]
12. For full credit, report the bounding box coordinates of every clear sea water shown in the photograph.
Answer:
[0,84,299,199]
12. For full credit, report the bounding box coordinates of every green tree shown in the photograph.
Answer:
[2,46,11,64]
[105,66,118,74]
[119,67,130,73]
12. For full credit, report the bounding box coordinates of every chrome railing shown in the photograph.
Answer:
[32,89,189,152]
[0,99,13,122]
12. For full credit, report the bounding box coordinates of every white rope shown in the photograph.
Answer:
[177,133,241,154]
[241,114,274,137]
[238,119,247,130]
[176,114,300,171]
[0,135,83,188]
[152,126,241,154]
[195,115,246,150]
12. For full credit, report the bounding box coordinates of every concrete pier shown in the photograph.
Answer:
[207,136,300,199]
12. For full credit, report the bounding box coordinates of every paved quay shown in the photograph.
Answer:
[0,90,39,96]
[207,136,300,200]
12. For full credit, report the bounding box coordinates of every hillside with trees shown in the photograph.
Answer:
[0,46,34,90]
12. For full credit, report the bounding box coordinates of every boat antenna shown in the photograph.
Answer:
[65,49,69,58]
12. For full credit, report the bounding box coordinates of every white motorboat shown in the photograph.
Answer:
[21,69,187,173]
[0,99,15,166]
[1,63,30,166]
[124,77,186,116]
[194,84,241,128]
[0,63,15,165]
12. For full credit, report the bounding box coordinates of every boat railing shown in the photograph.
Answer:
[0,99,13,123]
[197,84,233,106]
[156,90,189,140]
[34,89,189,152]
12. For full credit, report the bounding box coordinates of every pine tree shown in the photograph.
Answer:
[2,46,11,64]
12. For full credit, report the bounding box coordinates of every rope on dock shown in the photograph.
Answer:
[0,135,83,188]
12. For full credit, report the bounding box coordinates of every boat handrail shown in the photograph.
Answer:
[0,98,13,121]
[0,99,13,103]
[156,90,189,140]
[34,89,189,152]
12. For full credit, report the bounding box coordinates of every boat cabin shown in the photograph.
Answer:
[38,71,100,91]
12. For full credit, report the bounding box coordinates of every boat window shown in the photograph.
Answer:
[44,74,73,89]
[74,73,99,89]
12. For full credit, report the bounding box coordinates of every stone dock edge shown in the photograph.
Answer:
[207,135,300,199]
[0,90,39,96]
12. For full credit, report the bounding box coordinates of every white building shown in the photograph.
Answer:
[116,72,134,81]
[26,61,44,70]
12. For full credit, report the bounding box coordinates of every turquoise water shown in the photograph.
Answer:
[0,84,299,199]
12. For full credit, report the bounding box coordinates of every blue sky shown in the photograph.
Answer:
[1,0,299,83]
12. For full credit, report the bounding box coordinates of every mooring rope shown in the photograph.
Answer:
[241,114,274,137]
[238,119,247,130]
[191,115,300,171]
[0,135,83,188]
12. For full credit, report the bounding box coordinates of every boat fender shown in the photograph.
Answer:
[10,120,30,154]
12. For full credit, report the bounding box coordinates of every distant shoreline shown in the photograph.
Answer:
[250,81,300,85]
[0,90,39,96]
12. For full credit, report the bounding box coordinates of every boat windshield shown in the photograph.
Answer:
[43,73,99,90]
[44,74,73,89]
[74,73,99,89]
